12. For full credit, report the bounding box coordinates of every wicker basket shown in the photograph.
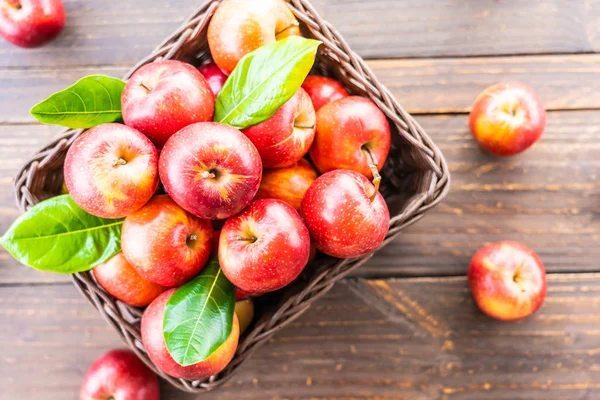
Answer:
[13,0,450,393]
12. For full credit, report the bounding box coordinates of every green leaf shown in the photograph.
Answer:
[30,75,126,129]
[215,36,321,129]
[163,259,235,366]
[0,195,123,274]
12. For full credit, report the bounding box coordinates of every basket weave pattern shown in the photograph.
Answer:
[13,0,450,393]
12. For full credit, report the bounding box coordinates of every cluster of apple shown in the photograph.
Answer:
[468,82,548,322]
[59,0,391,387]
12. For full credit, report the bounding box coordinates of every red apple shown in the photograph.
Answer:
[235,287,253,300]
[121,195,213,287]
[121,60,214,148]
[208,0,300,74]
[64,123,159,219]
[242,88,315,168]
[80,349,159,400]
[469,241,547,321]
[159,122,262,220]
[469,82,546,156]
[301,169,389,258]
[219,199,310,293]
[0,0,65,48]
[301,75,349,111]
[141,289,240,380]
[198,61,228,96]
[255,159,318,211]
[310,96,391,179]
[92,253,166,307]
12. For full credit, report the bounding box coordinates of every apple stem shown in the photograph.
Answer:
[236,235,257,243]
[112,158,127,167]
[188,234,197,241]
[363,147,382,202]
[201,171,216,179]
[294,123,315,130]
[139,82,152,93]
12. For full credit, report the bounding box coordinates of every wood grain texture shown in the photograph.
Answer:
[0,0,599,69]
[1,275,599,399]
[2,110,599,282]
[2,54,599,124]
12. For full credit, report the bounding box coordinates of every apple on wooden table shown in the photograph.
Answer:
[469,82,546,156]
[469,241,547,321]
[80,349,160,400]
[0,0,65,47]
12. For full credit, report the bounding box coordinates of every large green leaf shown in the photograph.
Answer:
[30,75,126,128]
[163,259,235,366]
[215,36,321,129]
[0,195,123,274]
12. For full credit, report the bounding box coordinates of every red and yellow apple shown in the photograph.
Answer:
[64,123,159,219]
[198,61,228,96]
[301,75,349,111]
[219,199,310,293]
[469,82,546,156]
[255,159,318,211]
[141,289,240,380]
[159,122,262,220]
[122,60,214,148]
[310,96,391,179]
[469,240,547,321]
[93,253,166,307]
[207,0,300,74]
[242,88,315,168]
[121,195,213,287]
[80,349,159,400]
[301,169,389,258]
[0,0,65,48]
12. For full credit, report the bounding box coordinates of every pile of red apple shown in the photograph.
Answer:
[55,0,392,383]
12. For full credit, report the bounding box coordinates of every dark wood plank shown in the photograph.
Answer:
[0,0,598,69]
[1,110,599,282]
[3,54,600,124]
[1,275,600,399]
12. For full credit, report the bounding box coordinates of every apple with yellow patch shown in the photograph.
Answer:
[469,82,546,156]
[64,123,159,219]
[469,240,547,321]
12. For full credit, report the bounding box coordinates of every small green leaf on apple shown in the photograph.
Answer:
[163,258,236,367]
[215,36,321,129]
[30,75,126,129]
[0,194,123,274]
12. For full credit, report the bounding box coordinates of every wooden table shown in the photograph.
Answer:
[1,1,599,399]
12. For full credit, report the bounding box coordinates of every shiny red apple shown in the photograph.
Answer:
[301,75,349,111]
[219,199,310,293]
[159,122,262,220]
[64,123,159,219]
[0,0,65,48]
[242,88,315,168]
[207,0,300,74]
[310,96,391,179]
[198,61,228,96]
[122,60,214,148]
[301,169,389,258]
[80,349,159,400]
[93,253,166,307]
[469,240,547,321]
[121,195,213,287]
[255,159,318,211]
[141,289,240,380]
[469,82,546,156]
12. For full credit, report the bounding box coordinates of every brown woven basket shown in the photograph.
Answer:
[13,0,450,393]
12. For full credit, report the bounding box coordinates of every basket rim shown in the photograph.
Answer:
[11,0,450,393]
